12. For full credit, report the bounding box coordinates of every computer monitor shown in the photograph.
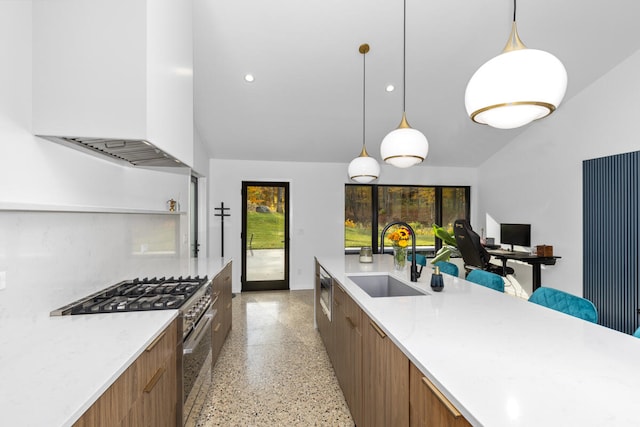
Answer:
[500,223,531,251]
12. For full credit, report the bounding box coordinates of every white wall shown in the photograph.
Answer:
[0,2,190,290]
[193,131,211,258]
[477,48,640,297]
[193,129,211,177]
[0,211,186,303]
[209,159,477,292]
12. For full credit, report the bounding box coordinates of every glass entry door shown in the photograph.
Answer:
[241,182,289,291]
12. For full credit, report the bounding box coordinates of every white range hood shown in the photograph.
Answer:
[32,0,194,169]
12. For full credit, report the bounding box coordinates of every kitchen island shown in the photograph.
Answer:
[316,254,640,426]
[0,257,230,427]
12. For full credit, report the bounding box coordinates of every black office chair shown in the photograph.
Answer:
[453,219,514,277]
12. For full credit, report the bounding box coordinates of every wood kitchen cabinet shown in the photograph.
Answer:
[315,261,361,423]
[315,260,406,427]
[74,318,180,427]
[409,362,471,427]
[222,263,233,338]
[331,283,347,394]
[211,261,233,366]
[314,262,468,427]
[363,313,410,427]
[315,259,334,360]
[332,283,364,426]
[138,320,179,427]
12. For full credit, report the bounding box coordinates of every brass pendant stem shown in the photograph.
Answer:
[360,44,370,155]
[398,112,412,129]
[502,21,526,52]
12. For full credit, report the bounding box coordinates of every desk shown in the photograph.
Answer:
[486,249,560,291]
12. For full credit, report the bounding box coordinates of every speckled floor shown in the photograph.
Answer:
[188,290,354,427]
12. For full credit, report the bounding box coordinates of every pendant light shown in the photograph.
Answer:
[348,43,380,183]
[465,0,567,129]
[380,0,428,169]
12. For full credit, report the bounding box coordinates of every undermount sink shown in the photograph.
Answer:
[347,274,428,298]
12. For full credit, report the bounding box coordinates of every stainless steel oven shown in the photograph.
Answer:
[179,278,215,424]
[182,305,215,421]
[319,265,332,320]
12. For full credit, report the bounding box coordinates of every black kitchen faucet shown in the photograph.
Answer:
[380,221,420,282]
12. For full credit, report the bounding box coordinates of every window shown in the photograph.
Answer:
[441,187,469,235]
[345,185,373,249]
[378,186,436,248]
[345,184,470,254]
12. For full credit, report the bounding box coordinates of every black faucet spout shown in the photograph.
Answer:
[380,221,419,282]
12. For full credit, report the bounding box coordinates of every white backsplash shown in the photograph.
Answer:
[0,210,189,312]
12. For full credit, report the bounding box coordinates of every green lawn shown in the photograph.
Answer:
[345,226,436,248]
[247,210,285,249]
[246,210,439,250]
[345,227,373,247]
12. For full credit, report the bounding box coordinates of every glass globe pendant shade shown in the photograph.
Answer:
[380,113,429,168]
[465,23,568,130]
[348,147,380,183]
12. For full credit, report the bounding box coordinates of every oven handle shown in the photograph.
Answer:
[183,307,216,355]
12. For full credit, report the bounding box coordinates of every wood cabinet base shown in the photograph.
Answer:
[74,318,179,427]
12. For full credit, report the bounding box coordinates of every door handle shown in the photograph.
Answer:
[369,320,386,338]
[421,376,463,418]
[183,308,215,355]
[144,367,166,393]
[145,331,166,352]
[346,316,356,329]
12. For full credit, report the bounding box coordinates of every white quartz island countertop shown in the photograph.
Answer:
[0,257,231,427]
[318,255,640,427]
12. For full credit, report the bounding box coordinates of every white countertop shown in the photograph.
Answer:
[318,254,640,427]
[0,257,231,427]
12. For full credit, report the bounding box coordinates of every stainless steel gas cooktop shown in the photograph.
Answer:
[50,276,209,316]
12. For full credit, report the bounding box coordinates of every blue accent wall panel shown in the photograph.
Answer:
[583,150,639,333]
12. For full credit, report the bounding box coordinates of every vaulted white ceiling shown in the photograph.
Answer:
[194,0,640,167]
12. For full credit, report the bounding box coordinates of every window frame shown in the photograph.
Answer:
[345,184,471,255]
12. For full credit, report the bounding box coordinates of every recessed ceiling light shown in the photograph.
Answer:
[174,67,193,76]
[244,74,255,82]
[385,84,395,92]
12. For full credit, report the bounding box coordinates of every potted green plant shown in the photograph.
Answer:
[431,224,460,263]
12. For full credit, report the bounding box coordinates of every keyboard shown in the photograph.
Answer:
[490,249,530,256]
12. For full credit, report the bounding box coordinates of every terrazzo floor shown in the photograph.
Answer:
[187,290,354,427]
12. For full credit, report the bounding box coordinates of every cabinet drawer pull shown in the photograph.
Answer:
[346,316,356,329]
[144,366,166,393]
[214,322,221,332]
[333,299,341,307]
[145,331,166,352]
[211,294,220,306]
[421,376,462,418]
[369,320,386,338]
[226,302,231,309]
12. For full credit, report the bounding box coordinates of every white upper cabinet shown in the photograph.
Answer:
[33,0,194,167]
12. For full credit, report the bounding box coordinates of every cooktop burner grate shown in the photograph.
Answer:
[52,276,209,315]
